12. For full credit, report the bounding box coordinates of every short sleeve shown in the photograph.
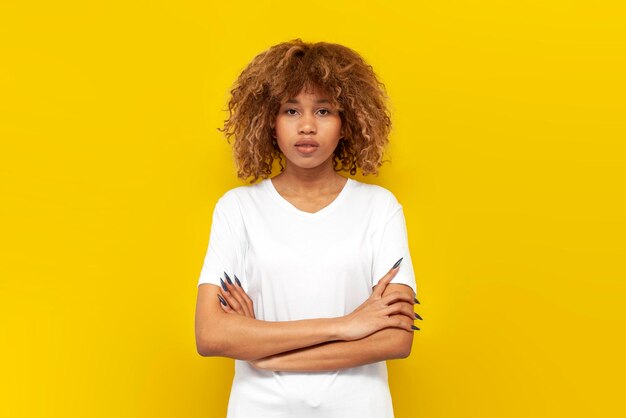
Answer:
[371,193,417,295]
[197,192,246,287]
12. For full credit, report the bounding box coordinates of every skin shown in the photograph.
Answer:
[194,86,421,371]
[217,265,418,371]
[270,85,348,211]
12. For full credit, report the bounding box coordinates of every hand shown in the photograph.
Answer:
[339,262,416,341]
[217,272,256,319]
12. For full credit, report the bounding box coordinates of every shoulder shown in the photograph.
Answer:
[213,180,268,212]
[348,179,402,211]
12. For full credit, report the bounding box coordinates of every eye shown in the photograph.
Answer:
[285,108,298,115]
[317,108,331,116]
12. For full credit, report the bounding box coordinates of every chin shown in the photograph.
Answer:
[287,157,334,171]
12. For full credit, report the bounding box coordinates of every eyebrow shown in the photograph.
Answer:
[285,98,331,104]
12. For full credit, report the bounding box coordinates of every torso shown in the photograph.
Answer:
[198,177,417,418]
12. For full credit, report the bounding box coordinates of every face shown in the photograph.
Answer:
[274,87,343,172]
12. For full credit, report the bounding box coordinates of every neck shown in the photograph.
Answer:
[274,157,344,192]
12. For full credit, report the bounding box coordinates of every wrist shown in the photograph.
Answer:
[329,316,349,341]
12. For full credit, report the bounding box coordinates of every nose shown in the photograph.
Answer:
[298,113,316,135]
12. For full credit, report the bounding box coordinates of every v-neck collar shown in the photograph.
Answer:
[264,177,353,219]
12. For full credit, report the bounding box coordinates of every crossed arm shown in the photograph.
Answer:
[195,266,421,371]
[246,287,417,372]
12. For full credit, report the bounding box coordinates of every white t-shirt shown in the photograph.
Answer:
[198,177,417,418]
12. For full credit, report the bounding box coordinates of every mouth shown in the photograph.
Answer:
[295,139,319,147]
[294,140,319,155]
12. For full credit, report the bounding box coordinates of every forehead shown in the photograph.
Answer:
[280,86,333,104]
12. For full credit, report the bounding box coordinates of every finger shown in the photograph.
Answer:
[219,278,245,315]
[380,291,415,306]
[231,286,252,318]
[387,315,418,332]
[224,273,252,317]
[371,266,399,298]
[217,294,234,314]
[224,273,249,310]
[384,301,418,321]
[234,274,255,319]
[384,301,412,314]
[232,286,254,318]
[372,270,395,298]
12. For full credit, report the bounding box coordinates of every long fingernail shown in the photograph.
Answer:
[219,278,228,292]
[224,272,233,285]
[392,257,403,269]
[234,274,242,287]
[217,294,228,306]
[414,312,423,320]
[412,325,420,331]
[414,297,420,304]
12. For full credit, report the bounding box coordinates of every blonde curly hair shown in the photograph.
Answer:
[220,39,392,183]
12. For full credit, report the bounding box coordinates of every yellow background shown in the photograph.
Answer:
[1,1,624,417]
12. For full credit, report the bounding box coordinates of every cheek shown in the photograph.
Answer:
[274,117,289,139]
[330,122,343,142]
[274,129,290,154]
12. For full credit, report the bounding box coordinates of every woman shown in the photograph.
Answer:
[195,39,422,418]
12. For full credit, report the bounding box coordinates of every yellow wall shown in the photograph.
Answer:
[1,1,624,417]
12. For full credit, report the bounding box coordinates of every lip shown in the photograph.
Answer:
[294,139,319,155]
[295,139,319,147]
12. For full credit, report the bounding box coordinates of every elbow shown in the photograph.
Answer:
[196,336,214,357]
[197,337,226,358]
[196,312,232,357]
[196,342,212,358]
[196,329,226,357]
[377,319,415,360]
[389,328,414,359]
[196,336,259,361]
[196,330,257,360]
[395,341,413,359]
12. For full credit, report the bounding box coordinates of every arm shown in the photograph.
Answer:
[195,267,415,361]
[250,284,419,372]
[195,283,341,361]
[195,194,347,360]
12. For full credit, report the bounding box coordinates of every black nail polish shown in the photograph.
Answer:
[412,325,420,331]
[392,257,403,269]
[219,278,228,292]
[224,272,233,285]
[414,312,423,320]
[217,294,227,306]
[414,297,420,304]
[234,274,242,287]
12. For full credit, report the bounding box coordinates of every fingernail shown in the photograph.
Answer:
[234,274,242,287]
[414,312,423,320]
[219,278,228,292]
[217,294,228,306]
[224,272,233,285]
[392,257,403,269]
[412,325,420,331]
[414,297,420,304]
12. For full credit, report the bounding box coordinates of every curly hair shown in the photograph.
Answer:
[220,39,392,183]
